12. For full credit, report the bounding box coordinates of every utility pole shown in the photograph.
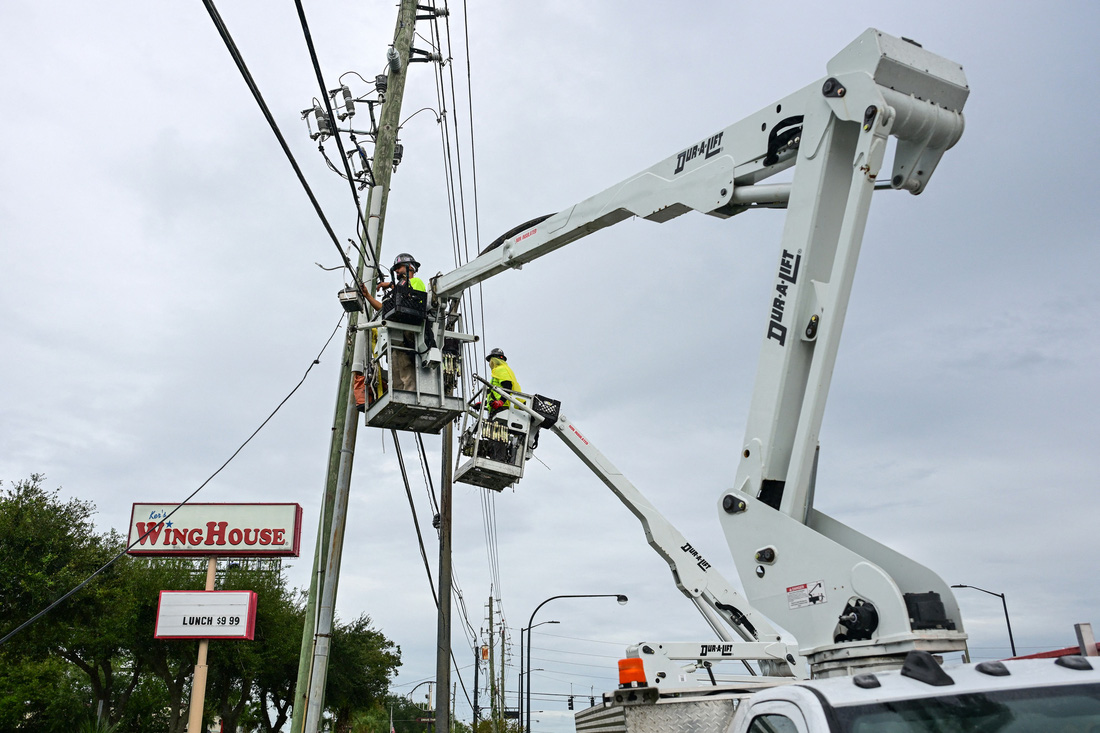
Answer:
[435,425,454,733]
[487,596,497,733]
[290,1,420,731]
[499,625,506,727]
[473,646,481,726]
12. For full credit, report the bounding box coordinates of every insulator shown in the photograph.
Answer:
[312,106,333,140]
[341,86,355,118]
[374,74,388,95]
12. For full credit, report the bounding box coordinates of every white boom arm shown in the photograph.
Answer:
[545,411,805,679]
[439,30,971,673]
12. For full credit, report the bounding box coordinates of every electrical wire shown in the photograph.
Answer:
[389,433,477,710]
[199,0,368,297]
[456,0,489,366]
[293,0,379,277]
[392,430,439,607]
[416,1,512,667]
[0,314,347,648]
[414,433,440,516]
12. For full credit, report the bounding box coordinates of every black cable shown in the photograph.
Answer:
[390,431,476,711]
[0,314,347,648]
[457,0,490,366]
[199,0,367,297]
[293,0,381,279]
[392,430,438,607]
[414,433,440,516]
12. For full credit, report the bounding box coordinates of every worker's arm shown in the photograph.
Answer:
[361,281,393,311]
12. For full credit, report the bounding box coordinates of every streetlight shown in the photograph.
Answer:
[406,680,437,733]
[519,622,557,718]
[951,584,1017,657]
[518,667,545,720]
[526,594,628,733]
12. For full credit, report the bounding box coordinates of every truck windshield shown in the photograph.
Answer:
[833,682,1100,732]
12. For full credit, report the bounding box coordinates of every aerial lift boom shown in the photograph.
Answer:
[547,404,805,679]
[436,29,970,676]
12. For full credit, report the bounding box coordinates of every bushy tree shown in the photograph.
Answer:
[327,612,402,729]
[0,476,407,732]
[0,475,139,728]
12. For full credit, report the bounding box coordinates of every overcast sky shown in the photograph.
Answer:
[3,1,1099,731]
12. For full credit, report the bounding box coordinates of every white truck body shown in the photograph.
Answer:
[576,653,1100,732]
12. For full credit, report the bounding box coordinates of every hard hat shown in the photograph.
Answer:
[392,253,420,272]
[486,348,506,362]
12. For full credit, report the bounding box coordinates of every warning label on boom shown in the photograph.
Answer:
[787,581,826,609]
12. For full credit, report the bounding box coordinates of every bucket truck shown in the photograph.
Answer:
[426,27,1099,732]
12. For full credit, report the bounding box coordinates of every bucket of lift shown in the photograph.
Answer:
[455,400,533,491]
[453,388,558,491]
[360,299,470,434]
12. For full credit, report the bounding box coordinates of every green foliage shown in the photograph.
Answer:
[0,656,88,733]
[325,613,402,733]
[77,716,121,733]
[0,475,409,733]
[473,721,521,733]
[350,694,439,733]
[207,563,305,732]
[0,474,110,654]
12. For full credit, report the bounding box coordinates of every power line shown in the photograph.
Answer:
[293,0,377,274]
[199,0,367,296]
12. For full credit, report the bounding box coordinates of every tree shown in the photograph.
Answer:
[325,613,402,733]
[0,656,88,733]
[350,694,438,733]
[126,557,205,733]
[206,562,303,733]
[251,588,307,733]
[0,475,140,728]
[0,475,408,732]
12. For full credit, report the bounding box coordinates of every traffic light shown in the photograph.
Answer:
[568,696,574,710]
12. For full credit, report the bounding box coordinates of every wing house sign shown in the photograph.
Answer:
[127,503,303,557]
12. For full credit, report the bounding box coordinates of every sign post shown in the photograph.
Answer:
[187,557,217,733]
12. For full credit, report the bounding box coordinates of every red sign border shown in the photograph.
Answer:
[154,590,259,640]
[128,502,303,558]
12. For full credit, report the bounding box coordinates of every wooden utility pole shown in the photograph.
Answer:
[436,427,454,733]
[500,625,507,726]
[488,595,497,733]
[290,1,420,731]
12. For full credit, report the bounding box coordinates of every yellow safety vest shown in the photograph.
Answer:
[489,362,522,405]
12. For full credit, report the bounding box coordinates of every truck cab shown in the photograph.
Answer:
[735,653,1100,732]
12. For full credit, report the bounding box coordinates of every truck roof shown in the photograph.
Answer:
[794,654,1100,708]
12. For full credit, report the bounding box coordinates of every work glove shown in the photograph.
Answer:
[490,400,505,411]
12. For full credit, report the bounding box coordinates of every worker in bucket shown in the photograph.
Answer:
[361,252,426,310]
[485,347,523,413]
[353,252,427,406]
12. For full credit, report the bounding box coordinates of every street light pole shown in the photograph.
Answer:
[525,594,628,733]
[519,622,557,721]
[951,584,1017,657]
